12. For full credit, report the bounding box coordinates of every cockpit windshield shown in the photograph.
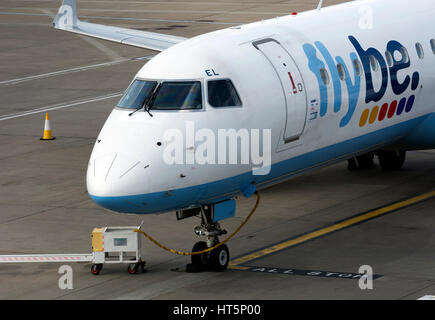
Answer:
[152,81,202,110]
[117,79,202,111]
[117,80,157,109]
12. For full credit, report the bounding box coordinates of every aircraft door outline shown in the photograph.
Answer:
[253,38,308,143]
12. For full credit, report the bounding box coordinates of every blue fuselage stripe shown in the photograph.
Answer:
[90,115,428,214]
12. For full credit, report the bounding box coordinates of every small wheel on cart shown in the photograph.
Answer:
[127,263,138,275]
[91,264,103,275]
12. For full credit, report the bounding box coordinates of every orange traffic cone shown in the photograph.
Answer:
[40,112,55,140]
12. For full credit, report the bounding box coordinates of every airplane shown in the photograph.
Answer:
[52,0,435,272]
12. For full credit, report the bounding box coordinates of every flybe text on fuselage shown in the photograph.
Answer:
[303,36,420,128]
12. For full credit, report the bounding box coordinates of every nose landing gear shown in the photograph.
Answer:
[187,205,230,273]
[133,192,260,273]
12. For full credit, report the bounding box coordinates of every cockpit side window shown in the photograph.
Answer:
[207,79,242,108]
[117,79,157,109]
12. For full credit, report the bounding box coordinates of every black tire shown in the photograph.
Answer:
[347,158,358,171]
[210,244,229,272]
[191,241,210,271]
[347,153,375,171]
[127,264,138,275]
[91,264,101,275]
[378,150,406,171]
[356,153,375,169]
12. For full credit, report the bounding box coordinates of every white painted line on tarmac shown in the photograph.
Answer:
[1,6,284,15]
[0,92,123,121]
[0,11,240,25]
[78,35,124,61]
[0,60,126,86]
[0,56,152,86]
[10,0,267,5]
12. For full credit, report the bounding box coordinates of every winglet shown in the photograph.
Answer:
[51,0,186,51]
[52,0,78,30]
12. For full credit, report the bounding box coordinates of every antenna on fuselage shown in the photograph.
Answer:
[317,0,323,10]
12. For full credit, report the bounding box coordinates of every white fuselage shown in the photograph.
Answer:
[87,0,435,214]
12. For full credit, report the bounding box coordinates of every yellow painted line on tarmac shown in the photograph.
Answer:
[229,190,435,267]
[228,265,250,270]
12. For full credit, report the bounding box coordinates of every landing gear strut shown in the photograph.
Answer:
[347,150,407,171]
[186,205,230,273]
[347,153,375,171]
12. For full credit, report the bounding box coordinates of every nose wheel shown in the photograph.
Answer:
[187,241,230,272]
[209,244,229,272]
[188,241,210,272]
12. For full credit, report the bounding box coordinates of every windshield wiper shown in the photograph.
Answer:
[128,104,144,117]
[128,84,158,117]
[143,83,162,117]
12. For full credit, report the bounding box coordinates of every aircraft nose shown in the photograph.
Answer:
[87,149,199,214]
[87,151,145,200]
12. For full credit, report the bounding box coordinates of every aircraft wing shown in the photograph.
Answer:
[52,0,187,52]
